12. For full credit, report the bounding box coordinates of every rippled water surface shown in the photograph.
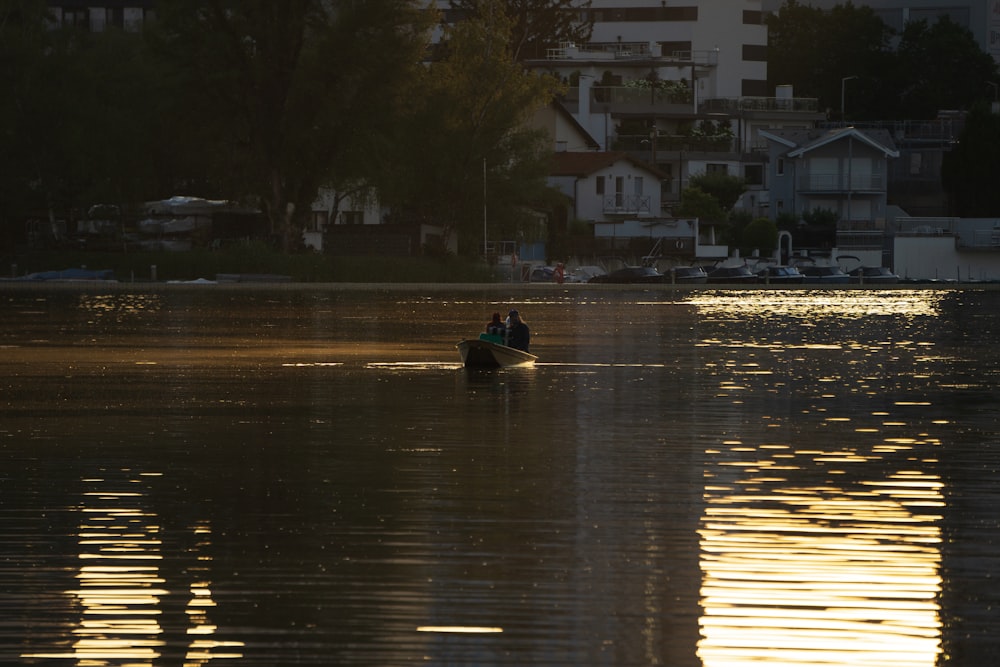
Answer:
[1,285,999,666]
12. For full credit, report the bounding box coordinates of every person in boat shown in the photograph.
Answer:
[506,309,530,352]
[486,312,505,336]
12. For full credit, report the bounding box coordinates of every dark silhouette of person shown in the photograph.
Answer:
[506,309,530,352]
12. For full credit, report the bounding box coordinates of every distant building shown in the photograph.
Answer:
[46,1,155,32]
[760,127,900,265]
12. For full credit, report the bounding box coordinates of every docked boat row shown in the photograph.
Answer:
[576,262,898,285]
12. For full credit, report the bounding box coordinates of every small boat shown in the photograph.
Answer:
[669,266,709,284]
[756,265,805,284]
[456,334,537,368]
[706,265,757,284]
[848,266,900,284]
[798,264,851,284]
[587,266,666,284]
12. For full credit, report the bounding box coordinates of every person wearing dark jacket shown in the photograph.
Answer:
[506,309,530,352]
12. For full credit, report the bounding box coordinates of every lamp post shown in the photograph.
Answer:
[841,75,858,121]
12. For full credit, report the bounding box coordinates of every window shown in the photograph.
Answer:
[743,10,764,25]
[339,211,363,225]
[596,176,605,196]
[310,211,328,232]
[741,79,769,97]
[777,158,785,176]
[63,8,89,28]
[744,164,764,186]
[706,163,728,175]
[660,41,692,58]
[634,176,644,195]
[594,7,697,21]
[742,44,767,62]
[105,7,124,29]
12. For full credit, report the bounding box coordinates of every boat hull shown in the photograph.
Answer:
[457,339,537,368]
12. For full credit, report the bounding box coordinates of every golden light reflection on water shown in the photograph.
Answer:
[21,472,243,665]
[76,294,162,323]
[699,444,943,667]
[685,290,943,320]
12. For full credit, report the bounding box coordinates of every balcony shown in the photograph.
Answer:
[615,134,737,155]
[569,85,694,117]
[798,172,886,193]
[544,42,720,67]
[602,194,653,216]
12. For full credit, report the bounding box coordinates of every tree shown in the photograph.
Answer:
[448,0,593,62]
[942,104,1000,216]
[676,187,726,223]
[376,0,564,255]
[767,0,892,119]
[0,0,56,247]
[687,172,746,212]
[1,2,167,249]
[741,217,779,256]
[894,18,999,119]
[152,0,432,251]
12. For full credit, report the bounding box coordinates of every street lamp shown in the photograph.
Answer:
[841,75,858,121]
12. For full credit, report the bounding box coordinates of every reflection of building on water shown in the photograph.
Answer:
[20,470,242,664]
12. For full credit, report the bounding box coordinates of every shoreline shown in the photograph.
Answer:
[2,280,998,292]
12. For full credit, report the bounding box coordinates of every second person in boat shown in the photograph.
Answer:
[506,309,530,352]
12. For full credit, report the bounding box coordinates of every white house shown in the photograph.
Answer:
[549,151,667,222]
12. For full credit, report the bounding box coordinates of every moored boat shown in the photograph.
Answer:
[587,266,666,284]
[706,265,757,284]
[456,334,537,368]
[798,264,851,284]
[756,265,805,284]
[848,266,900,284]
[669,266,709,284]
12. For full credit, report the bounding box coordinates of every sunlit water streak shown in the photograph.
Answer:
[18,470,242,665]
[2,286,999,666]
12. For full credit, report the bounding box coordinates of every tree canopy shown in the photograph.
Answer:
[375,0,565,254]
[942,103,1000,217]
[894,17,1000,119]
[767,0,998,120]
[448,0,593,61]
[767,1,894,120]
[151,0,433,250]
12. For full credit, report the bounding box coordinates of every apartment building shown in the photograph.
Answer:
[524,1,823,217]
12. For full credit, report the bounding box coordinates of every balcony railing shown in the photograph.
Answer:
[799,172,886,192]
[592,85,692,107]
[615,134,737,154]
[545,42,719,66]
[700,96,820,114]
[603,194,652,215]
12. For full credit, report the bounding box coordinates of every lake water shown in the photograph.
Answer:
[1,284,999,666]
